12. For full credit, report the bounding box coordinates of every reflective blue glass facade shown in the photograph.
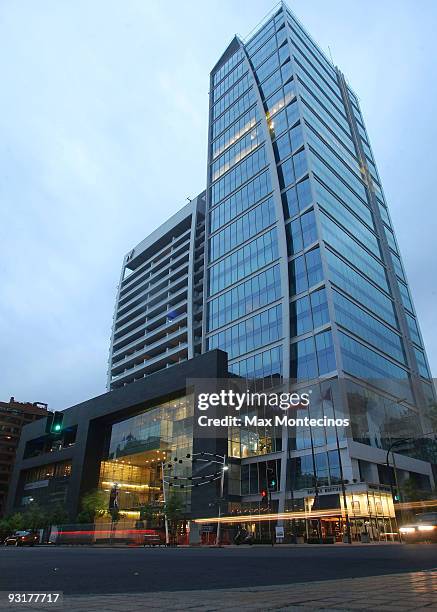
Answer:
[206,4,433,396]
[205,3,436,508]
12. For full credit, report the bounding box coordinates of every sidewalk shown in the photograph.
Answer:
[4,569,436,611]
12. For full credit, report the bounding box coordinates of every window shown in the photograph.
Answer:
[291,337,317,379]
[310,288,329,327]
[315,330,335,374]
[291,295,312,336]
[208,305,282,359]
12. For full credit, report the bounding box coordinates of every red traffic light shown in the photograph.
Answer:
[261,490,267,498]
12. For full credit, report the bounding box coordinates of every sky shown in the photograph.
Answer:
[0,0,436,410]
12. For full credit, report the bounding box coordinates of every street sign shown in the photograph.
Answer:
[275,526,284,539]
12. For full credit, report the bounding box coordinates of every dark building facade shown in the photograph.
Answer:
[0,398,48,517]
[6,351,229,524]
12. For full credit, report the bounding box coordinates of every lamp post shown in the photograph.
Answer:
[216,455,228,546]
[385,438,408,541]
[161,461,170,546]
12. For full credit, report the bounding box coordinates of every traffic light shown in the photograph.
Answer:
[45,411,64,434]
[261,489,268,505]
[51,411,63,432]
[267,468,276,490]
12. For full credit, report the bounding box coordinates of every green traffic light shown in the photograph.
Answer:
[54,424,61,431]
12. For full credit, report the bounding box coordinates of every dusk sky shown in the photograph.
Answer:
[1,0,436,410]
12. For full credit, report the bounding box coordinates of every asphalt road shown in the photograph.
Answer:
[0,544,436,595]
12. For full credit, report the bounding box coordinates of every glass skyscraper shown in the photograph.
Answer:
[109,3,436,538]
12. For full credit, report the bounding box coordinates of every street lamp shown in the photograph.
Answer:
[386,437,409,541]
[216,457,228,547]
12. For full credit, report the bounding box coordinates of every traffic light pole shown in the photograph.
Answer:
[268,487,274,546]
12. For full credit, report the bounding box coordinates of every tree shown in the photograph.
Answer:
[139,503,162,527]
[6,513,24,532]
[164,492,183,540]
[49,504,69,526]
[76,490,108,523]
[22,503,49,530]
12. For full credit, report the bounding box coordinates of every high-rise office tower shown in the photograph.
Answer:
[205,3,435,517]
[108,193,205,389]
[109,3,436,533]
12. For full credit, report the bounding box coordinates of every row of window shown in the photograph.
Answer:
[212,88,256,140]
[210,146,267,206]
[315,177,376,247]
[246,12,286,67]
[333,290,405,365]
[339,331,408,382]
[307,130,367,204]
[265,79,295,119]
[211,126,262,181]
[278,149,308,189]
[290,287,329,336]
[246,18,276,56]
[297,71,353,153]
[287,451,341,488]
[209,171,271,233]
[311,159,370,230]
[302,103,358,174]
[209,228,279,295]
[247,9,284,54]
[326,249,397,328]
[250,29,279,69]
[391,250,406,283]
[414,348,430,379]
[295,64,351,138]
[287,12,337,86]
[406,312,422,347]
[320,212,388,292]
[207,265,281,332]
[300,91,355,160]
[209,197,275,262]
[290,330,336,379]
[398,279,413,313]
[212,73,250,120]
[212,105,258,159]
[273,123,304,163]
[282,177,312,220]
[259,61,293,100]
[291,44,344,122]
[378,200,392,229]
[208,304,282,360]
[285,209,317,256]
[289,246,323,295]
[254,47,283,85]
[384,225,398,254]
[213,59,246,103]
[228,346,283,382]
[213,49,244,87]
[268,98,299,140]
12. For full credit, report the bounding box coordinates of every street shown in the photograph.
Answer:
[0,544,436,595]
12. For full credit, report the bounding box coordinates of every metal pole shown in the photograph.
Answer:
[386,439,406,542]
[335,425,351,543]
[161,461,169,546]
[216,454,226,546]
